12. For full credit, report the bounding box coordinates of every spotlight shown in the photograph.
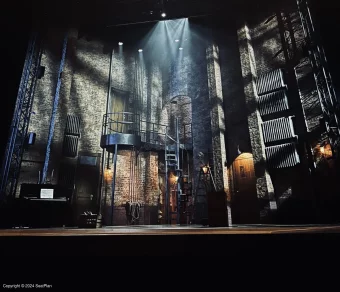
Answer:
[138,49,143,52]
[175,39,179,42]
[179,47,183,50]
[161,12,166,18]
[118,42,123,46]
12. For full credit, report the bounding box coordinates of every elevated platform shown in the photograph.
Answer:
[141,142,193,152]
[101,133,193,153]
[101,113,193,153]
[1,225,339,256]
[100,133,141,152]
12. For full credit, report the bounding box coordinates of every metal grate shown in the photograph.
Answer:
[256,69,286,96]
[265,143,300,169]
[62,135,79,158]
[257,89,289,116]
[65,115,81,136]
[262,117,296,143]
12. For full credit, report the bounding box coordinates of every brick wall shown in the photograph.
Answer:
[16,4,324,224]
[206,44,229,195]
[187,27,212,222]
[237,23,275,201]
[18,29,76,195]
[102,150,159,225]
[239,4,319,212]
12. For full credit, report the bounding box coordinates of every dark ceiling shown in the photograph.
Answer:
[4,0,297,30]
[2,0,325,31]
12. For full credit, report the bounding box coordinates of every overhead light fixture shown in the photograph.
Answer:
[161,12,166,18]
[175,39,179,42]
[118,42,123,45]
[179,47,183,50]
[138,49,143,52]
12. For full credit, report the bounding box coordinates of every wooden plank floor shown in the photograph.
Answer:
[1,224,340,236]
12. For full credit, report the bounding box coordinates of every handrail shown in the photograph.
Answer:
[166,134,177,143]
[102,113,193,146]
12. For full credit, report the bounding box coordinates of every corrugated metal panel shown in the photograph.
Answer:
[261,117,296,143]
[256,69,285,95]
[258,89,289,116]
[65,115,81,136]
[265,143,300,169]
[62,135,79,157]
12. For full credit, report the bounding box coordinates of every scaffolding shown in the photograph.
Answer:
[0,33,43,199]
[297,0,340,154]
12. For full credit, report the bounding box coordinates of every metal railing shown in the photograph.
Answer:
[102,112,140,136]
[102,113,193,148]
[140,120,167,145]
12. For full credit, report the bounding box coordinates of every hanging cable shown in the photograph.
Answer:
[125,201,141,225]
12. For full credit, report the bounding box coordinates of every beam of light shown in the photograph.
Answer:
[164,18,187,59]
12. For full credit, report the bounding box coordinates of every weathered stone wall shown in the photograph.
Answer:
[18,29,77,196]
[17,30,165,225]
[16,2,326,224]
[238,4,319,214]
[187,26,212,222]
[237,23,275,203]
[206,44,229,195]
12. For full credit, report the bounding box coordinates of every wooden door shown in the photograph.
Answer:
[110,90,127,133]
[232,153,259,224]
[74,154,101,221]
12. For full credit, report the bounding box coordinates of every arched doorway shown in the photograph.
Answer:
[231,153,259,224]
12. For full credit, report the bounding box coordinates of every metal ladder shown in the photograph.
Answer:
[165,144,181,224]
[165,118,183,224]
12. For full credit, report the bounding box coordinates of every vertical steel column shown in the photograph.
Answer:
[41,33,68,183]
[98,50,114,217]
[165,126,169,224]
[111,144,118,226]
[176,117,181,224]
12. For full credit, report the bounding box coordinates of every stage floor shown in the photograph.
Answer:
[2,224,340,236]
